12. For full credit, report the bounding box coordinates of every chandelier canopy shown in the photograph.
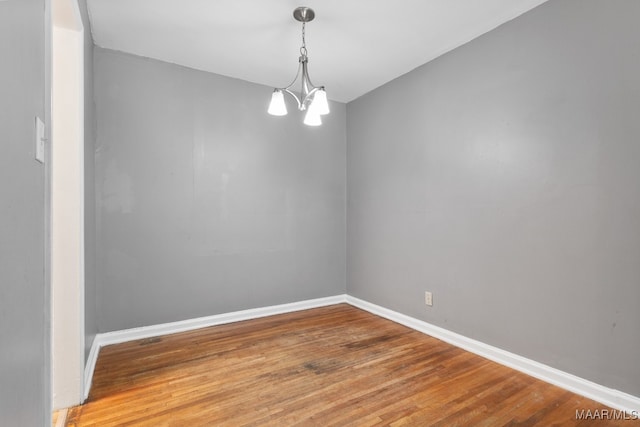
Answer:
[267,7,329,126]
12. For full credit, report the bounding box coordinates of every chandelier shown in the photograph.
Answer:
[267,7,329,126]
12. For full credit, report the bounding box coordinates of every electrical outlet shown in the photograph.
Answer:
[425,291,433,307]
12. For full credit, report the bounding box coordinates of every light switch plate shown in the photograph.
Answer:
[35,116,45,163]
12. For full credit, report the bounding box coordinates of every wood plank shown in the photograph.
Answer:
[66,304,639,426]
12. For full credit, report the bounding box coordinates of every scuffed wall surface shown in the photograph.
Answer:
[0,0,49,424]
[347,0,640,397]
[94,48,346,332]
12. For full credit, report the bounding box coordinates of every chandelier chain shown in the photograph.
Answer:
[300,22,307,56]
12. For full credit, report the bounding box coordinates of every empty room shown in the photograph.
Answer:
[2,0,640,425]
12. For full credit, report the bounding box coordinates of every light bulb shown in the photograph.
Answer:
[309,88,330,115]
[304,109,322,126]
[267,90,287,116]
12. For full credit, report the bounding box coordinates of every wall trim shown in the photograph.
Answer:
[346,295,640,414]
[83,294,347,399]
[83,335,100,401]
[84,294,640,414]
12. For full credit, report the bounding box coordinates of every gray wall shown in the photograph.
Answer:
[78,0,97,363]
[0,0,50,425]
[347,0,640,397]
[94,48,346,332]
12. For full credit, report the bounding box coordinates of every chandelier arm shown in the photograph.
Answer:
[278,56,323,111]
[301,59,312,96]
[300,58,322,106]
[302,61,318,91]
[283,88,303,110]
[301,86,321,107]
[281,60,303,93]
[274,60,304,110]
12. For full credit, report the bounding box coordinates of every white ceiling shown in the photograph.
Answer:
[87,0,548,103]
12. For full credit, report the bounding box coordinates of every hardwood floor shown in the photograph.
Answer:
[67,304,638,426]
[53,408,67,427]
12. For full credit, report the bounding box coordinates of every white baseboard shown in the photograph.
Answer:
[346,295,640,414]
[83,294,347,400]
[83,336,100,401]
[83,293,640,414]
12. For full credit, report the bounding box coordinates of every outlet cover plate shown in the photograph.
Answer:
[425,291,433,307]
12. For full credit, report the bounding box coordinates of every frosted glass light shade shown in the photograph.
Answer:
[303,109,322,126]
[309,89,330,115]
[268,90,287,116]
